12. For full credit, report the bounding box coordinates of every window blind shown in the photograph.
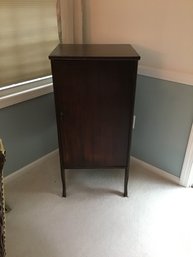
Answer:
[0,0,58,87]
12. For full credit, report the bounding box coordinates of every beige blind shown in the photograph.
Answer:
[0,0,58,87]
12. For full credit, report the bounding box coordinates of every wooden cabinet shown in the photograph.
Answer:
[49,44,140,197]
[0,139,6,257]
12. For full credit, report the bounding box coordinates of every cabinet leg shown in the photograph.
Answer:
[61,168,66,197]
[124,167,129,197]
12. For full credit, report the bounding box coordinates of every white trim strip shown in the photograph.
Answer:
[180,124,193,187]
[4,149,180,186]
[0,75,52,91]
[138,65,193,87]
[4,149,59,183]
[131,157,180,185]
[0,83,53,109]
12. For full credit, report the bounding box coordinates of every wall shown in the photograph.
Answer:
[83,0,193,84]
[82,0,193,177]
[0,94,58,176]
[1,0,193,178]
[1,77,193,178]
[132,76,193,177]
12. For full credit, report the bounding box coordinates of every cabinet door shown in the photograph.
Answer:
[52,60,137,168]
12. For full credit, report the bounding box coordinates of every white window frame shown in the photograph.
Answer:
[0,76,53,109]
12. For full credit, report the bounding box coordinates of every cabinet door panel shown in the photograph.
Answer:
[52,60,136,168]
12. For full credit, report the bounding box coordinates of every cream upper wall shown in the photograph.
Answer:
[83,0,193,85]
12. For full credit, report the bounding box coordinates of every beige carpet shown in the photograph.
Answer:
[4,153,193,257]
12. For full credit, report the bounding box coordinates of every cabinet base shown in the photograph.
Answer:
[60,167,129,198]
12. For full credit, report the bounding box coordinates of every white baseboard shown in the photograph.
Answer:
[131,156,180,185]
[4,149,59,184]
[4,149,180,186]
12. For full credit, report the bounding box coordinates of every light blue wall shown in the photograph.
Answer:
[0,94,58,176]
[1,75,193,177]
[132,75,193,177]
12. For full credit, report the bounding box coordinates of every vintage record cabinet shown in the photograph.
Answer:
[49,44,140,197]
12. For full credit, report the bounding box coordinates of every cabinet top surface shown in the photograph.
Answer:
[49,44,140,60]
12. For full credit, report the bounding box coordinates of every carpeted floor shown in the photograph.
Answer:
[4,153,193,257]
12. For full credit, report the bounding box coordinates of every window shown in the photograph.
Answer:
[0,0,58,101]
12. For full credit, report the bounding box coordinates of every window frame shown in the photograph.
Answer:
[0,76,53,109]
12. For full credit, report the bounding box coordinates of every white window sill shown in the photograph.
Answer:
[0,76,53,109]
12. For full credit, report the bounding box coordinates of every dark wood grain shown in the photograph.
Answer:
[49,44,140,197]
[0,142,6,257]
[49,44,140,60]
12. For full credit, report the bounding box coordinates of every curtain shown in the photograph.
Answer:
[0,0,84,87]
[0,0,58,87]
[56,0,84,44]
